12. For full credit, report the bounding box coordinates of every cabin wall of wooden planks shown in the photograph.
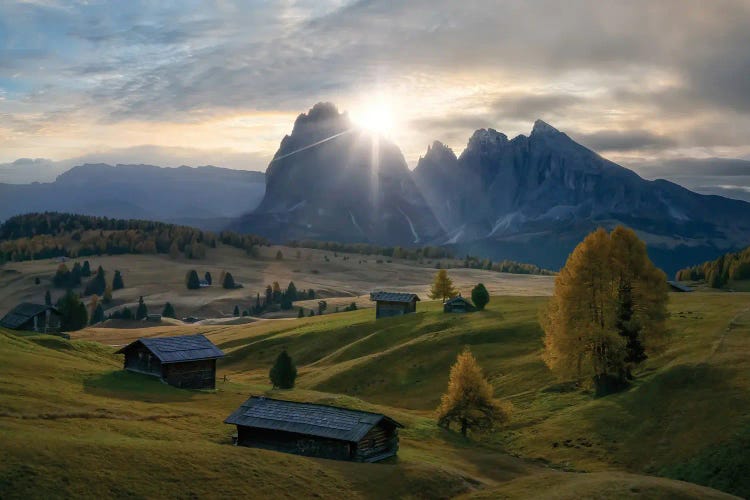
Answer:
[163,359,216,389]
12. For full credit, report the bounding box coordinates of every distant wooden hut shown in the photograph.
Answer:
[145,313,162,322]
[667,281,693,292]
[225,396,403,462]
[443,295,476,313]
[115,334,224,389]
[370,291,420,319]
[0,303,61,333]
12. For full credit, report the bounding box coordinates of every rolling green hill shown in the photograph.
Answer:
[1,292,748,498]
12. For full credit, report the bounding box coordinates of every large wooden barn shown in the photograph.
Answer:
[370,291,420,319]
[0,303,61,333]
[116,334,224,389]
[225,396,403,462]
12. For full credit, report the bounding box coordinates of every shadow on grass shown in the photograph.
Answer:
[83,370,197,402]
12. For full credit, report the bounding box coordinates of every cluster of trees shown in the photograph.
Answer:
[185,270,244,290]
[109,296,176,321]
[52,262,123,299]
[429,269,491,310]
[461,256,553,276]
[675,246,750,288]
[218,231,268,257]
[541,227,669,396]
[0,212,268,263]
[287,240,454,260]
[241,282,315,316]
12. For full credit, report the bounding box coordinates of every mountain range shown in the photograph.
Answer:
[0,164,265,231]
[233,103,750,275]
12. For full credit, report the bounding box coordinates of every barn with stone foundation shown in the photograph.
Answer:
[225,396,403,462]
[116,334,224,389]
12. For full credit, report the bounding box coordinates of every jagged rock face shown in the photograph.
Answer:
[414,119,750,274]
[234,103,444,245]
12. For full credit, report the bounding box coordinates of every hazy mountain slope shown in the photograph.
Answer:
[0,164,265,231]
[231,103,444,245]
[413,121,750,275]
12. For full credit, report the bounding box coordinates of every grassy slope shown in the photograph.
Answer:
[2,291,748,498]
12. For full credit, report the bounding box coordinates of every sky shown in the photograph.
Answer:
[1,0,750,190]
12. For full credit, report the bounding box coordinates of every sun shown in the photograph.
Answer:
[352,99,396,136]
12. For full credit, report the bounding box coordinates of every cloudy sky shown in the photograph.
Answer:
[1,0,750,189]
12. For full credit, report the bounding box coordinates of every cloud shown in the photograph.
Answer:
[571,129,676,153]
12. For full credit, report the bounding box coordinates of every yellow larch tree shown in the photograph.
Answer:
[436,348,510,436]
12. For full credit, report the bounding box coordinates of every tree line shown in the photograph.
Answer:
[287,239,454,260]
[675,245,750,288]
[0,212,268,263]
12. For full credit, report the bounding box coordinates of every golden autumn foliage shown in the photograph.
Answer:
[541,226,669,395]
[429,269,458,302]
[436,349,510,436]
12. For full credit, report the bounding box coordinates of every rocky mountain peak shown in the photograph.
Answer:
[531,119,560,136]
[467,128,508,150]
[422,141,458,163]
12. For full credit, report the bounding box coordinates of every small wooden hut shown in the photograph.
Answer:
[116,334,224,389]
[225,396,403,462]
[443,295,476,313]
[0,303,61,333]
[370,291,420,319]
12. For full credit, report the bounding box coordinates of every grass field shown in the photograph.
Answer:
[0,244,554,321]
[1,290,748,498]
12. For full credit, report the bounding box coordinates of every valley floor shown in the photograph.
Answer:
[1,292,749,498]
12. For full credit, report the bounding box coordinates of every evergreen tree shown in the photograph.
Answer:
[121,306,133,320]
[81,260,92,277]
[84,266,106,296]
[204,271,212,285]
[71,262,83,286]
[185,270,200,290]
[286,281,298,301]
[53,263,72,288]
[437,349,510,436]
[269,350,297,389]
[275,250,284,260]
[112,270,124,290]
[34,277,41,285]
[429,269,458,302]
[265,285,273,305]
[318,300,327,315]
[280,294,293,310]
[298,308,304,318]
[57,290,88,331]
[272,282,282,303]
[307,289,315,299]
[233,305,240,316]
[90,303,105,325]
[222,271,236,289]
[309,310,315,317]
[162,302,176,318]
[542,227,669,396]
[471,283,490,311]
[44,289,52,306]
[136,296,148,320]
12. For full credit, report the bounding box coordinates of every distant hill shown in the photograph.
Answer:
[0,164,266,231]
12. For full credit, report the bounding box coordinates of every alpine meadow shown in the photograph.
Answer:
[2,2,750,499]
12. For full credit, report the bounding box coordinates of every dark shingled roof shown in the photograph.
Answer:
[444,295,474,306]
[1,303,59,330]
[667,281,694,292]
[370,291,420,303]
[116,334,224,363]
[224,396,403,442]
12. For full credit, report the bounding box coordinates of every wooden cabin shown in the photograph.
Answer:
[115,334,224,389]
[443,295,476,313]
[0,303,61,333]
[370,291,420,319]
[667,280,693,292]
[225,396,403,462]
